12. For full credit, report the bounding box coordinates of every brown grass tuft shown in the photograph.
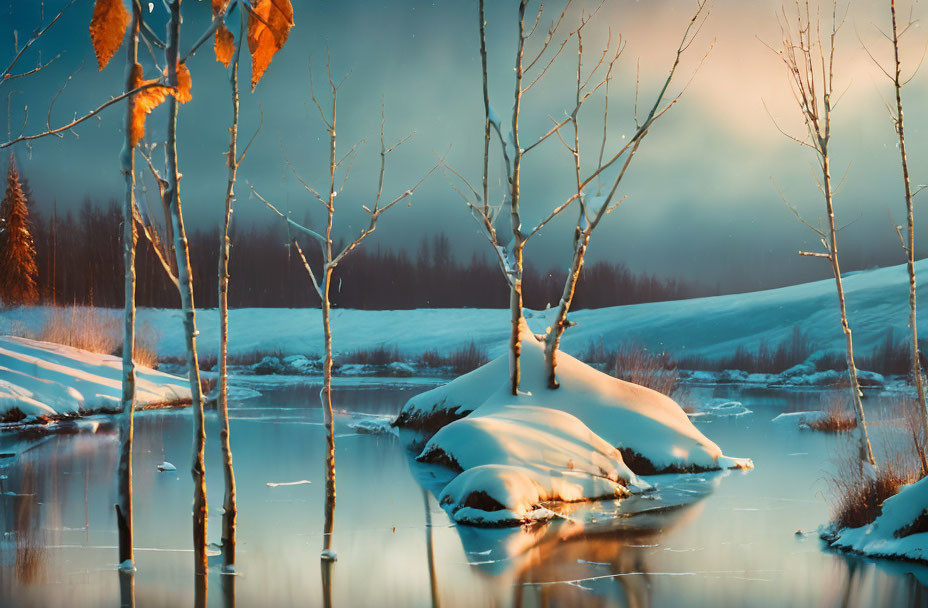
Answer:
[613,343,679,397]
[807,393,858,433]
[18,305,160,369]
[828,401,926,530]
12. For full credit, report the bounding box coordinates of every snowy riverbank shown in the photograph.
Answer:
[0,336,190,421]
[0,261,925,365]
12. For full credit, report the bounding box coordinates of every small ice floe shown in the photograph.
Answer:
[266,480,311,487]
[117,559,136,572]
[698,400,753,417]
[320,549,337,561]
[157,461,176,472]
[349,416,398,437]
[771,411,826,428]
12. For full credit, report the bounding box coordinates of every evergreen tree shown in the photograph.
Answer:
[0,153,39,306]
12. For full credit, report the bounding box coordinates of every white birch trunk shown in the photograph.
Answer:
[164,0,208,576]
[116,0,140,572]
[890,0,928,471]
[217,17,243,570]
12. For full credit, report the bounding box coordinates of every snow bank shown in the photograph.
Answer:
[1,261,923,365]
[399,331,751,473]
[398,330,749,526]
[0,336,190,420]
[826,476,928,562]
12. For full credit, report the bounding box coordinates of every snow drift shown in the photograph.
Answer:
[397,329,751,525]
[0,336,190,420]
[825,476,928,563]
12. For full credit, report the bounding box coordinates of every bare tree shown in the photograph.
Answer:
[869,0,928,473]
[767,0,875,465]
[454,0,585,395]
[116,0,141,573]
[454,0,707,393]
[161,0,210,577]
[540,2,710,389]
[252,52,437,560]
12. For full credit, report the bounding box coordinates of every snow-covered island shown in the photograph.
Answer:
[394,324,752,526]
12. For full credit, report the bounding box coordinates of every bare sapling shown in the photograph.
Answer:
[449,0,590,395]
[216,11,243,574]
[251,52,438,560]
[213,0,292,569]
[541,1,710,389]
[766,0,875,465]
[116,0,141,573]
[875,0,928,474]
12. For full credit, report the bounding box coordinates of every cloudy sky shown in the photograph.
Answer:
[3,0,928,293]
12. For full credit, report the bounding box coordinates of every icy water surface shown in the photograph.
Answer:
[1,381,927,607]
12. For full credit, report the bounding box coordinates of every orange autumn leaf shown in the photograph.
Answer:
[89,0,130,70]
[212,0,229,15]
[129,63,169,147]
[129,63,193,147]
[247,0,293,90]
[170,63,194,104]
[215,23,236,67]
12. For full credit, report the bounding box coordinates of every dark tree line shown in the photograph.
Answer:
[24,197,711,310]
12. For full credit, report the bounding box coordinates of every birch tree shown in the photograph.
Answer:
[115,0,140,573]
[874,0,928,472]
[767,0,876,465]
[211,0,293,570]
[454,0,587,395]
[453,0,708,393]
[252,53,437,560]
[539,2,710,389]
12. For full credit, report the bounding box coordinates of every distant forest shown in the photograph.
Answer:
[27,197,714,310]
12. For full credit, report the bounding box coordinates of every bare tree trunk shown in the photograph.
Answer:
[217,17,243,571]
[890,0,928,471]
[164,0,207,575]
[321,79,338,559]
[321,269,336,558]
[116,0,140,572]
[508,1,528,397]
[823,151,876,465]
[545,234,589,388]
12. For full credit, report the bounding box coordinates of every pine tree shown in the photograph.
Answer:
[0,153,38,306]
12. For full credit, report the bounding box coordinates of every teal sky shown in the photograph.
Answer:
[3,0,928,293]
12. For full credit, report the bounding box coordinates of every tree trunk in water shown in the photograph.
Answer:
[164,0,208,575]
[118,569,135,608]
[891,0,928,472]
[544,234,589,389]
[217,19,242,571]
[321,269,336,557]
[116,1,140,571]
[823,153,875,465]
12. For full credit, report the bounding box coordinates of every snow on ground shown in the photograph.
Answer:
[398,328,750,525]
[0,336,190,420]
[0,261,924,364]
[825,476,928,562]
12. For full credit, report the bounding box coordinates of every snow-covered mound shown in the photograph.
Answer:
[398,330,751,474]
[825,476,928,562]
[421,403,644,525]
[0,336,190,420]
[0,261,923,365]
[397,330,750,526]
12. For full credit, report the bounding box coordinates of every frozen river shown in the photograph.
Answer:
[0,381,926,607]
